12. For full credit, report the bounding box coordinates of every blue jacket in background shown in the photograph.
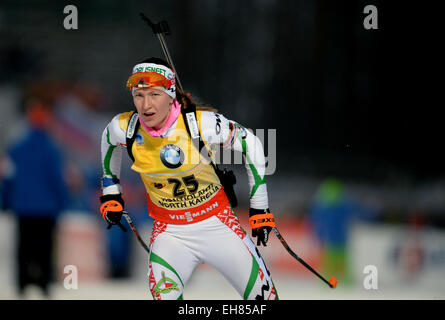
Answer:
[1,128,68,218]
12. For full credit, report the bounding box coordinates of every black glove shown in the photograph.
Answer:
[100,194,127,232]
[249,208,275,247]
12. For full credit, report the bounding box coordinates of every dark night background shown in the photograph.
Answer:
[0,0,443,223]
[0,0,442,184]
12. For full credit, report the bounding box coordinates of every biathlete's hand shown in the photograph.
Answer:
[100,194,127,232]
[249,208,276,247]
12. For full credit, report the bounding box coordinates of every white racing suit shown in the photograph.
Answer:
[100,109,278,300]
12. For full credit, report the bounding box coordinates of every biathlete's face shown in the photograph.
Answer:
[133,87,173,130]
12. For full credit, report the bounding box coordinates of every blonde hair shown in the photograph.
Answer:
[138,57,218,113]
[176,87,218,113]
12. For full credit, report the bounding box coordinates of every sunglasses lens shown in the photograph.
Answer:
[126,72,172,90]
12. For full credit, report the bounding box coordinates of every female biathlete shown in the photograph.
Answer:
[99,57,278,300]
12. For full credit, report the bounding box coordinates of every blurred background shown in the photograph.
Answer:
[0,0,443,299]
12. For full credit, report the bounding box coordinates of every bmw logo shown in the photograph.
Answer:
[135,133,144,145]
[160,144,184,169]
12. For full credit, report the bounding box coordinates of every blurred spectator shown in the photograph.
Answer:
[308,177,377,285]
[1,96,68,298]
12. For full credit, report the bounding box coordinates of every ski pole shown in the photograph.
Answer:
[122,211,151,254]
[272,227,338,289]
[139,12,184,92]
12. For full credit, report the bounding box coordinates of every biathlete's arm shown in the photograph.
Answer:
[101,111,270,210]
[100,114,127,195]
[200,111,269,210]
